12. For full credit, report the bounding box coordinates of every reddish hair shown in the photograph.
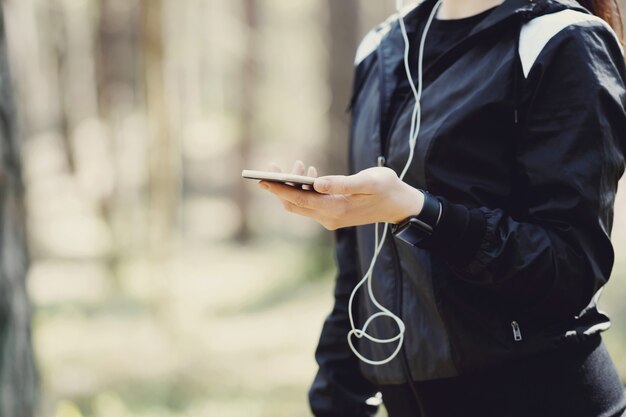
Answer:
[576,0,625,45]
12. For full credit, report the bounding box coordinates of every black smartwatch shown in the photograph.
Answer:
[392,191,442,247]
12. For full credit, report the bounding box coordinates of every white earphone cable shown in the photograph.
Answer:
[347,0,443,366]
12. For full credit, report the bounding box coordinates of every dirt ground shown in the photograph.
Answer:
[31,236,626,417]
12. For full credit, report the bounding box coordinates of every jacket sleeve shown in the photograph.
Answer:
[416,23,626,320]
[309,227,378,417]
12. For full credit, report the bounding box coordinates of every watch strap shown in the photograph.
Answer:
[417,191,441,227]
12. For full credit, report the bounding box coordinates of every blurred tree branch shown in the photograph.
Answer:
[0,5,37,417]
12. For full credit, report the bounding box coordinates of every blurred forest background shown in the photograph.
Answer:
[0,0,625,416]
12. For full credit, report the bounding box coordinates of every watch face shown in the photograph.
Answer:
[394,218,433,247]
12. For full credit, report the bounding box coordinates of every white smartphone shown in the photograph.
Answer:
[241,169,317,190]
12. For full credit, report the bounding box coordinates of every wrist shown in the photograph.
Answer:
[390,185,425,224]
[391,190,442,247]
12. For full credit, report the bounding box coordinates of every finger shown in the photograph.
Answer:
[259,181,295,210]
[264,181,321,209]
[281,199,318,219]
[292,160,305,175]
[314,172,375,195]
[269,163,282,173]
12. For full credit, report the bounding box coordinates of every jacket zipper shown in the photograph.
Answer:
[382,93,413,161]
[511,320,523,341]
[375,111,417,398]
[376,45,388,157]
[375,42,412,400]
[387,231,424,411]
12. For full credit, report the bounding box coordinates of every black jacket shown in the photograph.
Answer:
[309,0,626,415]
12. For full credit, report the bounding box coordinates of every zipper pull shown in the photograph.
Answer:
[377,156,386,167]
[511,321,522,342]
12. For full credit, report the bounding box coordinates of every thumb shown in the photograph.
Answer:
[314,173,373,195]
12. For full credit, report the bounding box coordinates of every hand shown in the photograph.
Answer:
[258,163,425,230]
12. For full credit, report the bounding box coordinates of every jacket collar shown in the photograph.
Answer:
[403,0,589,36]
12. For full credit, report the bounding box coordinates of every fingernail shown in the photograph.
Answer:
[259,182,269,190]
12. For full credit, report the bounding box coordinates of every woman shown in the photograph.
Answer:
[259,0,626,415]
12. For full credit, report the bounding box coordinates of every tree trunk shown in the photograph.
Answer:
[0,6,38,417]
[325,0,360,176]
[232,0,257,243]
[140,0,179,254]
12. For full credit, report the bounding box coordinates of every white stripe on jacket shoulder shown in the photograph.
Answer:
[518,9,624,78]
[354,1,423,66]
